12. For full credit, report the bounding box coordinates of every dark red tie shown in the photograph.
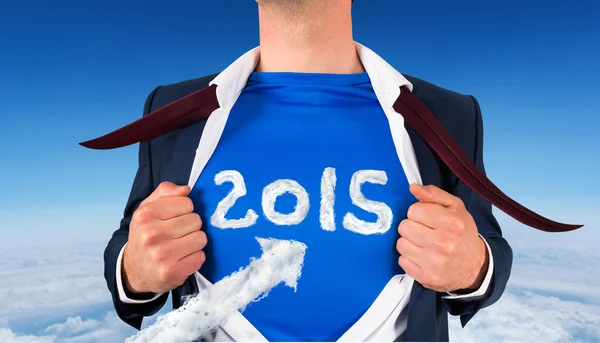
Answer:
[80,84,219,150]
[80,84,583,232]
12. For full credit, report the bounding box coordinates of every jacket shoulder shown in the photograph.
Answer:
[405,74,479,138]
[404,74,477,117]
[148,73,220,111]
[403,74,481,165]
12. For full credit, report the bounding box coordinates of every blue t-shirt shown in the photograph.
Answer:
[190,72,415,341]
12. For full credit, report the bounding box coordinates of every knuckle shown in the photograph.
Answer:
[434,239,448,254]
[398,255,406,268]
[408,204,422,218]
[446,240,457,254]
[132,206,153,225]
[398,219,409,235]
[449,216,465,232]
[436,236,455,254]
[190,212,202,229]
[157,264,174,284]
[407,204,415,217]
[448,193,464,207]
[138,229,155,248]
[437,254,450,269]
[197,231,208,249]
[430,253,445,269]
[445,242,457,255]
[149,247,166,263]
[182,197,195,213]
[396,238,405,253]
[157,181,173,192]
[195,251,206,268]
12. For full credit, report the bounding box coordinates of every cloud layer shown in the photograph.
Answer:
[1,220,599,343]
[0,242,111,327]
[0,313,136,343]
[450,290,600,343]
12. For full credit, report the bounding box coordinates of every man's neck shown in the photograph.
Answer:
[255,2,364,74]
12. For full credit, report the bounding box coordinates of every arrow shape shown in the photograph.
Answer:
[126,237,308,343]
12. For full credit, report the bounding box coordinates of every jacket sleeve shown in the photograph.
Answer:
[441,95,514,327]
[103,86,169,330]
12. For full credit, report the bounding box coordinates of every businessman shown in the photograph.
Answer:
[81,0,582,341]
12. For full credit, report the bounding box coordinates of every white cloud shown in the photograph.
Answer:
[0,242,111,326]
[449,291,600,343]
[45,317,100,335]
[58,312,136,343]
[0,312,136,343]
[0,328,54,343]
[62,329,121,343]
[508,245,600,304]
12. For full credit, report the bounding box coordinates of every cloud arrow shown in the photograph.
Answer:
[126,237,308,343]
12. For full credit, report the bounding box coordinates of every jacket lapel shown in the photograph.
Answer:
[404,118,442,342]
[162,120,209,310]
[162,120,209,186]
[403,131,443,341]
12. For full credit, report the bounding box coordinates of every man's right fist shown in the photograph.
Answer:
[122,181,207,294]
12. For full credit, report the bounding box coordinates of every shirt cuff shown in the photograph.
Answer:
[116,243,165,304]
[442,234,494,300]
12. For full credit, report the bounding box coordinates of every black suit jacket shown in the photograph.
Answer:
[104,73,513,342]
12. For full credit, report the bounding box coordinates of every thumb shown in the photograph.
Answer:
[409,184,433,203]
[409,183,462,208]
[142,181,190,205]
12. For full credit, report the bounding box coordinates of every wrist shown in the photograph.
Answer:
[456,237,488,293]
[122,246,149,295]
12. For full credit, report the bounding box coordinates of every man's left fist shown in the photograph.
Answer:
[396,184,489,293]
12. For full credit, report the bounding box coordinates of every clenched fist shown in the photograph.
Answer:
[397,184,488,293]
[122,181,207,294]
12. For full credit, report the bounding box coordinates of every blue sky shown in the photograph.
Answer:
[0,1,599,342]
[0,1,598,224]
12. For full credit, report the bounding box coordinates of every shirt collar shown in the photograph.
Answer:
[209,42,413,110]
